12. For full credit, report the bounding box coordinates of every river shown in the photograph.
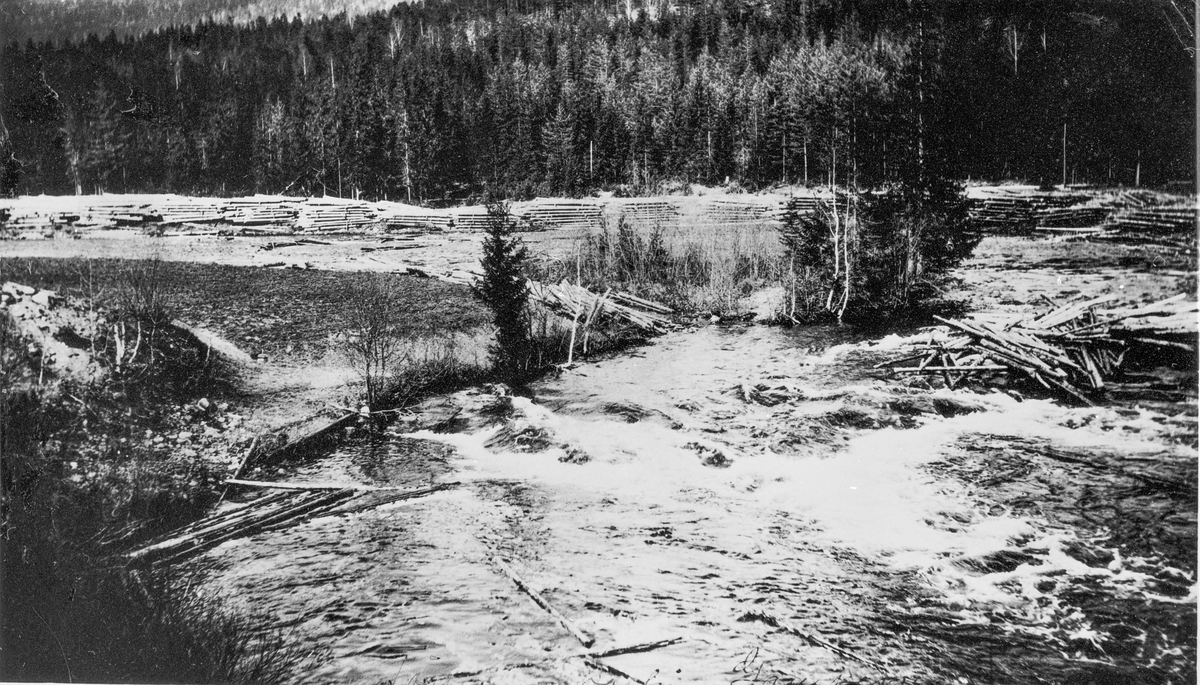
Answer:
[194,234,1195,685]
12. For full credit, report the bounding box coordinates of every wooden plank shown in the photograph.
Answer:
[1079,347,1104,389]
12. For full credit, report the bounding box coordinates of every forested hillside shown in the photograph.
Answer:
[3,0,402,45]
[1,0,1193,200]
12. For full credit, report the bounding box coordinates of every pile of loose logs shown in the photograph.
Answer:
[879,294,1197,405]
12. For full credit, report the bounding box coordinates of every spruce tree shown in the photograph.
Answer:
[474,202,532,381]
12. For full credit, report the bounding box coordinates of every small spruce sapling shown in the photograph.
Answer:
[474,202,532,380]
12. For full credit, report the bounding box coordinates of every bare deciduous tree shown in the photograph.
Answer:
[344,276,413,408]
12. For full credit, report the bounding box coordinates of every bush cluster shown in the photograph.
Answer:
[780,178,977,323]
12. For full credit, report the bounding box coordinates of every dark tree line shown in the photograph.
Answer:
[1,0,1193,200]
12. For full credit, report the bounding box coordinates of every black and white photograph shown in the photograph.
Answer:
[0,0,1196,682]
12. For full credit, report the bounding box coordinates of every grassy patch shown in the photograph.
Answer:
[2,529,314,684]
[529,219,785,317]
[1,257,490,365]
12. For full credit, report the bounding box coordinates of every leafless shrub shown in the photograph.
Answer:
[343,275,417,408]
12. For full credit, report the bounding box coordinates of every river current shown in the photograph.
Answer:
[200,308,1196,684]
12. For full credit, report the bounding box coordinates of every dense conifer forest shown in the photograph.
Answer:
[1,0,1194,200]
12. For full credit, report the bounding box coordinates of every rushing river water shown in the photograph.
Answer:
[200,309,1196,684]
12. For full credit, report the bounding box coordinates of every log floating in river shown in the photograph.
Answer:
[127,488,357,565]
[128,482,457,565]
[491,555,595,648]
[225,478,406,491]
[582,637,684,660]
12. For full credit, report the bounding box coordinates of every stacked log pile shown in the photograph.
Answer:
[374,201,454,232]
[2,195,236,234]
[966,186,1090,229]
[3,193,806,237]
[1042,193,1196,246]
[296,197,377,233]
[780,189,854,221]
[787,188,844,214]
[879,295,1197,405]
[1036,204,1113,229]
[155,195,225,224]
[515,198,603,230]
[83,197,161,226]
[1108,204,1197,233]
[448,205,493,231]
[1,197,85,235]
[608,198,678,227]
[11,189,1185,242]
[1,195,156,232]
[965,185,1196,238]
[222,195,300,227]
[527,279,674,335]
[688,196,785,227]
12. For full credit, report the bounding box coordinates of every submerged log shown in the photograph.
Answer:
[129,482,459,566]
[491,555,595,648]
[254,412,357,468]
[582,658,647,684]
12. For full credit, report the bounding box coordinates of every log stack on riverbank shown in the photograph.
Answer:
[879,295,1198,405]
[296,197,377,233]
[2,188,1193,240]
[607,198,678,227]
[967,185,1197,239]
[967,186,1089,229]
[527,279,675,336]
[222,195,300,229]
[514,198,604,230]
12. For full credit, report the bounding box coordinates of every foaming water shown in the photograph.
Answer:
[410,323,1195,671]
[202,321,1193,684]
